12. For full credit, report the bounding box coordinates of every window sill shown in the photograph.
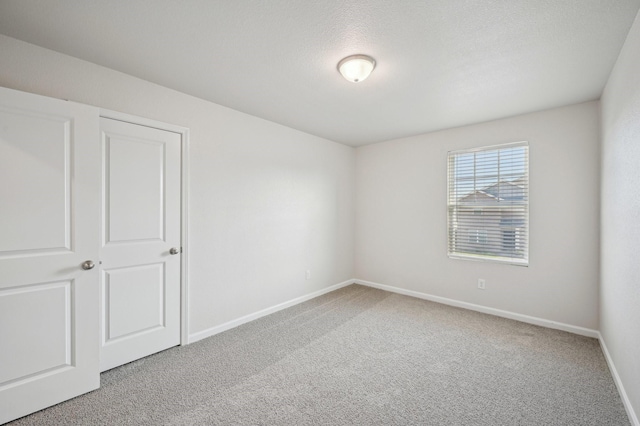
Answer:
[448,253,529,267]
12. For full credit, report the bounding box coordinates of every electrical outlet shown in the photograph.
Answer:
[305,270,311,280]
[478,278,486,290]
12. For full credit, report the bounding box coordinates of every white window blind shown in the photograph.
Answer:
[447,142,529,265]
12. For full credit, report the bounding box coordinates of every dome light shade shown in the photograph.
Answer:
[337,54,376,83]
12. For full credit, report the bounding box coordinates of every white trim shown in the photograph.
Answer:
[598,333,640,426]
[448,253,529,267]
[99,109,188,135]
[99,108,191,346]
[188,279,355,344]
[179,129,190,346]
[447,140,529,155]
[355,279,599,338]
[184,276,638,423]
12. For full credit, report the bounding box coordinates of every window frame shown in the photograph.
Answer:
[446,141,529,266]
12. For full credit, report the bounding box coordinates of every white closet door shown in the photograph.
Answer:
[99,117,181,372]
[0,87,101,424]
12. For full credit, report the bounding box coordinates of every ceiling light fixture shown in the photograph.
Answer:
[337,54,376,83]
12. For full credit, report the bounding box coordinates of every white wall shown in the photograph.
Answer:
[355,101,600,330]
[0,35,355,338]
[600,9,640,424]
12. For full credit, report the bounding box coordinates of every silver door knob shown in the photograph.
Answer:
[169,247,180,255]
[81,260,95,270]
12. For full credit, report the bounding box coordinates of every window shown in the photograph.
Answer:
[447,142,529,265]
[468,230,488,246]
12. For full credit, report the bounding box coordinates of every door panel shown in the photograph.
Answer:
[99,118,181,372]
[0,87,100,424]
[0,108,71,254]
[105,135,165,243]
[104,263,165,341]
[0,281,71,384]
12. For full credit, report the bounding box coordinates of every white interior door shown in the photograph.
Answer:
[0,87,101,424]
[99,117,181,372]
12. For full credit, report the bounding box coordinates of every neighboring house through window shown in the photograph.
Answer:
[447,142,529,265]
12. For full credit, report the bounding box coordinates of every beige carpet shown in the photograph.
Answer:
[10,285,630,425]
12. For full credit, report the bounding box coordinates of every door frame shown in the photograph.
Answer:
[99,109,190,346]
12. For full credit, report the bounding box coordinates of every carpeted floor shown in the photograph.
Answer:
[10,284,630,425]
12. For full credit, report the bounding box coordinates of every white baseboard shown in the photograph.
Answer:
[598,334,639,426]
[355,279,599,338]
[186,278,637,423]
[188,279,355,344]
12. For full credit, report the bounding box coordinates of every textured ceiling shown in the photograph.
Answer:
[0,0,638,146]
